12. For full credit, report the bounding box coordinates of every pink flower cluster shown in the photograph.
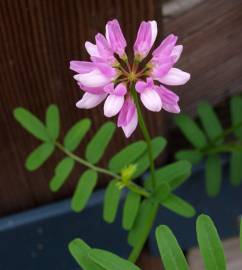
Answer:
[70,19,190,137]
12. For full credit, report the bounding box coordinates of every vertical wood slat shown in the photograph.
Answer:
[0,0,164,216]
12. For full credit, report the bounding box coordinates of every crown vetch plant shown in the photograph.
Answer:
[13,18,242,270]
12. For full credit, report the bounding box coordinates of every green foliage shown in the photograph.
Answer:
[49,157,75,192]
[69,238,139,270]
[88,249,140,270]
[108,141,147,173]
[25,143,55,171]
[240,218,242,252]
[103,180,122,223]
[230,152,242,186]
[14,107,50,141]
[46,105,60,141]
[175,97,242,197]
[68,239,105,270]
[175,114,207,149]
[133,136,167,178]
[128,199,158,247]
[86,122,116,164]
[197,101,223,143]
[196,214,226,270]
[71,170,98,212]
[205,155,222,197]
[122,191,141,231]
[161,194,196,218]
[230,96,242,139]
[156,225,189,270]
[64,119,91,151]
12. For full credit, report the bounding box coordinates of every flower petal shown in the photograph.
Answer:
[78,83,106,95]
[135,80,147,93]
[70,61,94,74]
[171,45,183,63]
[76,92,107,109]
[122,109,138,138]
[152,34,178,58]
[104,94,124,117]
[158,68,191,86]
[140,88,162,112]
[114,83,127,96]
[74,69,112,88]
[85,42,100,57]
[105,19,127,57]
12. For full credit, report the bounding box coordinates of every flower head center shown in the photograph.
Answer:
[128,71,137,82]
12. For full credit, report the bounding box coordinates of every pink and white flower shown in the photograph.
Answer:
[70,20,190,137]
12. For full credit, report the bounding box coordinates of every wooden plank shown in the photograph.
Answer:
[163,0,242,116]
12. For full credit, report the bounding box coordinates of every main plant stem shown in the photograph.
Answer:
[132,87,156,190]
[128,86,158,263]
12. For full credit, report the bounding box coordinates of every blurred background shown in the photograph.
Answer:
[1,0,242,269]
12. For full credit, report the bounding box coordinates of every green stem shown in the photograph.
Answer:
[55,141,150,198]
[131,88,156,190]
[55,142,119,179]
[128,203,159,262]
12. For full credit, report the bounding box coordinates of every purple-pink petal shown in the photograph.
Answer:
[104,94,124,117]
[70,61,95,74]
[76,92,107,109]
[158,68,191,86]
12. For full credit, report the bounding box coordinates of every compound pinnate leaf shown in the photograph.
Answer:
[88,249,141,270]
[46,104,60,141]
[145,160,192,192]
[108,141,147,173]
[86,122,116,164]
[133,137,167,178]
[153,183,171,203]
[14,107,50,141]
[230,96,242,139]
[205,154,222,197]
[68,239,104,270]
[198,101,223,143]
[103,180,122,223]
[71,170,98,212]
[156,225,189,270]
[175,114,207,149]
[196,214,226,270]
[175,150,203,164]
[161,194,196,218]
[49,157,75,192]
[25,143,55,171]
[230,152,242,186]
[122,191,141,231]
[64,119,91,151]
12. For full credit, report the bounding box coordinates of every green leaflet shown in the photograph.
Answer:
[175,114,207,149]
[205,155,222,197]
[88,249,141,270]
[230,152,242,186]
[108,141,147,173]
[145,160,192,192]
[49,157,75,192]
[25,143,55,171]
[14,107,50,141]
[86,122,116,164]
[71,170,98,212]
[122,191,141,231]
[156,225,189,270]
[198,101,223,143]
[68,239,104,270]
[133,137,167,178]
[230,96,242,139]
[161,194,196,218]
[103,180,122,223]
[128,199,158,247]
[46,104,60,141]
[153,183,171,203]
[196,214,226,270]
[64,119,91,151]
[175,150,203,164]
